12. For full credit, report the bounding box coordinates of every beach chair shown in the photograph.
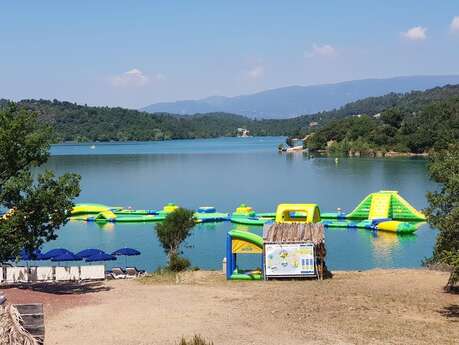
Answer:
[69,266,80,281]
[126,267,146,278]
[92,265,105,280]
[38,266,54,281]
[30,267,54,282]
[29,267,38,282]
[80,265,105,280]
[6,267,29,284]
[111,267,126,279]
[55,267,72,281]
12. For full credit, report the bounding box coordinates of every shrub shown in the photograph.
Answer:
[178,335,214,345]
[168,253,191,272]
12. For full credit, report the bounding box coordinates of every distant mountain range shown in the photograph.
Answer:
[141,75,459,118]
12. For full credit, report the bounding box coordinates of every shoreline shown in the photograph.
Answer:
[5,268,458,345]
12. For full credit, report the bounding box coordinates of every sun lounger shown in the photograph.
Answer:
[29,267,38,282]
[80,265,105,280]
[30,266,54,282]
[111,267,126,279]
[32,266,54,282]
[55,267,72,281]
[6,267,29,283]
[69,266,80,281]
[54,266,80,281]
[126,267,146,278]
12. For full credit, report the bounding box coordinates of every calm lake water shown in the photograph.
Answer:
[31,137,437,271]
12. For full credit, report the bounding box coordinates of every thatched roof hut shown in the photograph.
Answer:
[263,223,324,245]
[263,223,327,280]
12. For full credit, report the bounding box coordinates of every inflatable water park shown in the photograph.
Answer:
[69,190,425,234]
[69,203,229,223]
[224,194,425,281]
[226,205,327,281]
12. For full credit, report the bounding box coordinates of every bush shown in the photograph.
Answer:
[178,335,214,345]
[168,253,191,272]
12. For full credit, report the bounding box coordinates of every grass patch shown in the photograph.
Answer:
[137,269,226,285]
[138,270,179,284]
[178,335,214,345]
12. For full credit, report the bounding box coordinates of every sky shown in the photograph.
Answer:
[1,1,459,108]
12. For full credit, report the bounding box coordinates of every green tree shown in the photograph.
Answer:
[0,104,80,261]
[381,107,403,128]
[155,208,195,271]
[425,144,459,291]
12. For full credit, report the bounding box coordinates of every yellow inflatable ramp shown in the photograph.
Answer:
[347,191,426,221]
[368,193,391,219]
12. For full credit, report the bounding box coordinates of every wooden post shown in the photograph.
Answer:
[13,303,45,344]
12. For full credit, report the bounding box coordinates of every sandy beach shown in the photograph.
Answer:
[3,269,458,345]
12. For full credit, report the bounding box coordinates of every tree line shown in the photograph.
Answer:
[1,84,459,154]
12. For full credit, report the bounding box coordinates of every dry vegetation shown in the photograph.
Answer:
[5,269,458,345]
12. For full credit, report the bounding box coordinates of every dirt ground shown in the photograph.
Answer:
[3,269,458,345]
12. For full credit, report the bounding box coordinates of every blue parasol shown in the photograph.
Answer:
[85,252,117,263]
[50,252,82,262]
[111,248,140,267]
[42,248,73,260]
[19,249,44,261]
[76,249,105,258]
[111,248,141,256]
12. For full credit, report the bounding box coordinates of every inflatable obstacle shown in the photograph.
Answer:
[321,191,425,221]
[114,209,159,215]
[320,191,425,233]
[70,203,229,223]
[226,230,263,280]
[194,207,229,223]
[320,218,420,234]
[157,204,229,223]
[69,210,165,223]
[158,203,179,215]
[230,204,275,226]
[71,203,122,215]
[94,210,164,223]
[275,204,320,224]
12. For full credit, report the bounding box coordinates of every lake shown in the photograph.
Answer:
[32,137,437,272]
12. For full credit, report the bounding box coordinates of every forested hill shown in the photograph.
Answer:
[0,99,256,141]
[1,84,459,146]
[303,85,459,154]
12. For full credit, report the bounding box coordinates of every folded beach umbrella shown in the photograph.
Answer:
[85,252,117,262]
[51,252,82,262]
[42,248,73,260]
[76,248,105,258]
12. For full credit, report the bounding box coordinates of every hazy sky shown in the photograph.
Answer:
[1,1,459,108]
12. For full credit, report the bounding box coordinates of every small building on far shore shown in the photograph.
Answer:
[237,128,251,137]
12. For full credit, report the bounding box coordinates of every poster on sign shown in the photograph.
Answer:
[264,243,315,277]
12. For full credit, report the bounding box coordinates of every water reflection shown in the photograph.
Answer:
[95,222,116,232]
